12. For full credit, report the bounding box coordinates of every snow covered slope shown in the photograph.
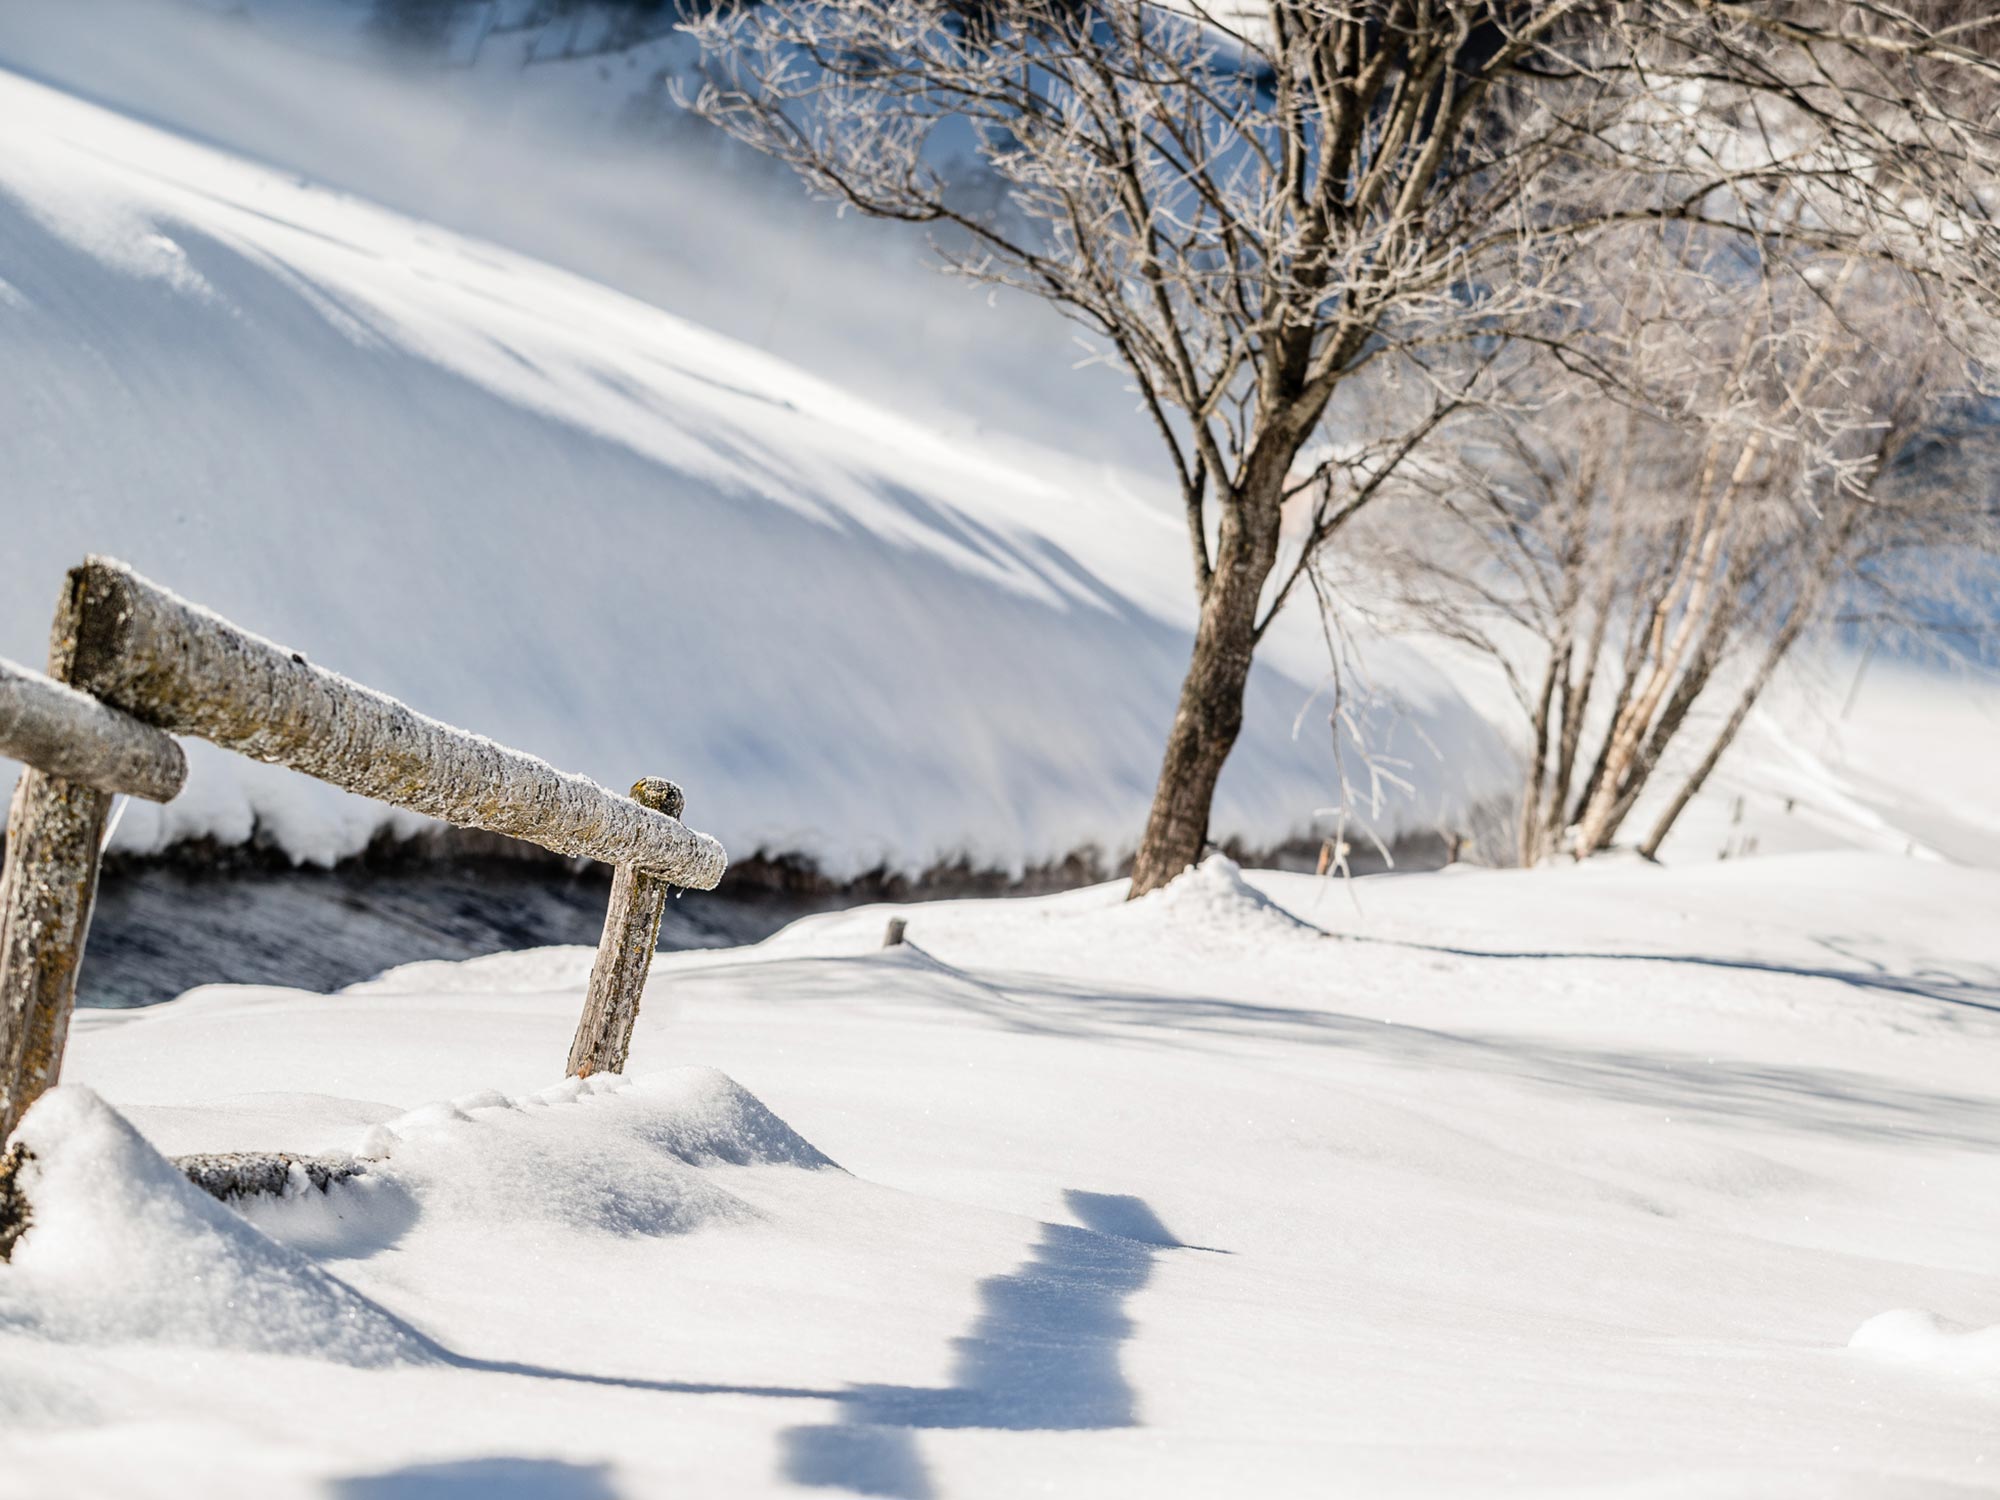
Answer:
[6,853,1999,1495]
[0,64,1509,872]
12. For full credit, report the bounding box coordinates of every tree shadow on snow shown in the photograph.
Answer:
[780,1190,1192,1499]
[331,1456,617,1500]
[1339,930,2000,1016]
[974,973,2000,1151]
[689,948,2000,1151]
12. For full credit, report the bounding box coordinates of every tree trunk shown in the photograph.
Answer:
[1129,491,1284,898]
[1578,599,1736,857]
[1518,644,1562,868]
[1545,555,1622,853]
[1569,646,1641,837]
[1639,597,1822,860]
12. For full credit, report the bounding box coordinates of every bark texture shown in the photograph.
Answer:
[0,1143,30,1262]
[1129,496,1282,897]
[60,559,726,887]
[0,654,186,802]
[174,1151,366,1202]
[0,772,112,1146]
[568,778,683,1079]
[0,1146,363,1261]
[0,571,118,1144]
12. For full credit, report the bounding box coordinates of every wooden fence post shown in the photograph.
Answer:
[568,778,685,1079]
[0,577,124,1145]
[0,773,112,1146]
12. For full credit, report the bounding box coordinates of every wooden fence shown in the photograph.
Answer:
[0,557,727,1150]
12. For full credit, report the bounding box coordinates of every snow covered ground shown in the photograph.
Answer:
[5,9,2000,1494]
[6,852,1999,1496]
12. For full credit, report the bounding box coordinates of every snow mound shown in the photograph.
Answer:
[0,1088,431,1367]
[1116,855,1323,940]
[1849,1310,2000,1378]
[619,1068,840,1170]
[347,1068,833,1240]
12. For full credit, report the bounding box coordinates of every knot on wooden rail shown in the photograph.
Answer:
[629,778,685,821]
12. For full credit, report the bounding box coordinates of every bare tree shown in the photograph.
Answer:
[684,0,2000,894]
[1344,236,2000,865]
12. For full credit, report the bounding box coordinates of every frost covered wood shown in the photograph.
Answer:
[0,568,125,1145]
[0,655,186,803]
[0,771,110,1146]
[2,556,729,1144]
[173,1151,366,1203]
[59,558,726,887]
[568,778,685,1079]
[0,1143,364,1262]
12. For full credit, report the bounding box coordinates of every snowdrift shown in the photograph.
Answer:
[0,1087,429,1367]
[5,854,2000,1494]
[1850,1309,2000,1379]
[0,63,1510,875]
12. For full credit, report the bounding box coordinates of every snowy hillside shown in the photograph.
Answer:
[6,3,1998,880]
[0,63,1510,873]
[6,853,1999,1495]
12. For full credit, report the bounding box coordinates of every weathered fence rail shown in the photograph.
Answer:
[0,657,186,802]
[61,560,724,882]
[0,556,728,1169]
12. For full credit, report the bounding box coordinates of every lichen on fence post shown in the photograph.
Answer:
[568,778,685,1079]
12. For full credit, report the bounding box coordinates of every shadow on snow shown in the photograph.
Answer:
[677,946,2000,1152]
[318,1191,1194,1500]
[781,1190,1193,1500]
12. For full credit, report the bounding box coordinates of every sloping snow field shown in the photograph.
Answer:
[5,853,1998,1497]
[4,21,1993,877]
[0,61,1506,873]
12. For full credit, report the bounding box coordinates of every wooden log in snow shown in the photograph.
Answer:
[0,1145,366,1262]
[569,777,683,1078]
[57,558,726,888]
[0,655,186,802]
[174,1151,367,1202]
